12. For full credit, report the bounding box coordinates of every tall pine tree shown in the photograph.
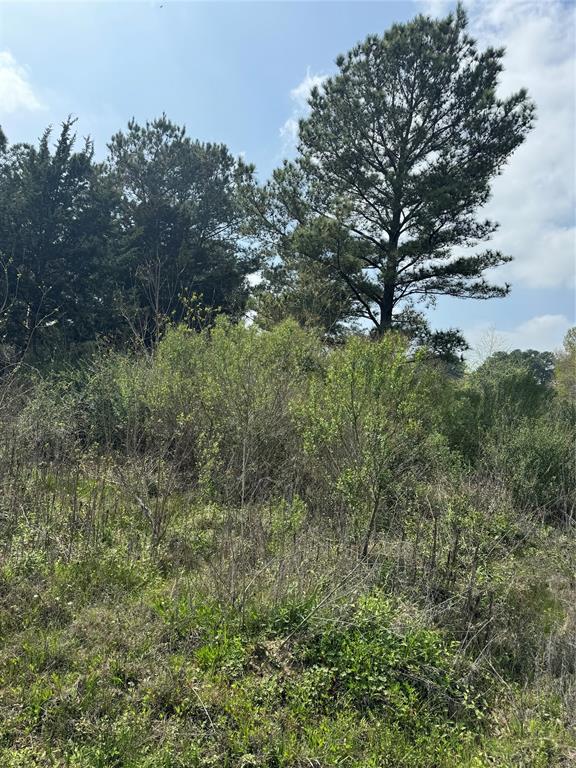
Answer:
[262,5,534,339]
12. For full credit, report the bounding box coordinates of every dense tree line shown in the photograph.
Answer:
[0,116,257,359]
[0,6,536,365]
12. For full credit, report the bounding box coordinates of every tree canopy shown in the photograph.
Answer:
[0,119,118,356]
[0,6,540,365]
[108,116,258,343]
[0,117,259,357]
[554,327,576,403]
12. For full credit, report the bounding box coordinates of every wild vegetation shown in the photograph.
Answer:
[0,321,574,767]
[0,6,574,767]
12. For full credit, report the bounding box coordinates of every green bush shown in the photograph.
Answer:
[483,414,575,518]
[304,591,475,723]
[150,318,324,502]
[297,333,452,553]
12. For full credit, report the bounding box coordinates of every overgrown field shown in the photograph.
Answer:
[0,320,574,767]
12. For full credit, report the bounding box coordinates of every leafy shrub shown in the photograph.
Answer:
[146,318,324,502]
[297,333,452,552]
[304,591,476,724]
[482,414,575,519]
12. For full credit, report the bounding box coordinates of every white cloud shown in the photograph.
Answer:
[0,51,43,115]
[279,117,299,147]
[290,70,327,106]
[421,1,576,290]
[465,313,572,364]
[419,0,452,15]
[280,68,328,153]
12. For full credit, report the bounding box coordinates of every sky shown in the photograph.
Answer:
[0,0,574,355]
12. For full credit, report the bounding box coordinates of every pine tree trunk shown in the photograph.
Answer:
[377,229,398,336]
[377,282,395,336]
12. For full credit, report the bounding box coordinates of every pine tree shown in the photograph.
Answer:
[272,5,534,337]
[107,116,258,344]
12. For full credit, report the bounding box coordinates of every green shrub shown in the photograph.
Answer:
[304,591,476,724]
[297,333,452,553]
[483,414,575,518]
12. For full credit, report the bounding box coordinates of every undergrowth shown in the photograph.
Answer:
[0,321,574,766]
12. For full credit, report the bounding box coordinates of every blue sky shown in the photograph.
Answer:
[1,0,574,356]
